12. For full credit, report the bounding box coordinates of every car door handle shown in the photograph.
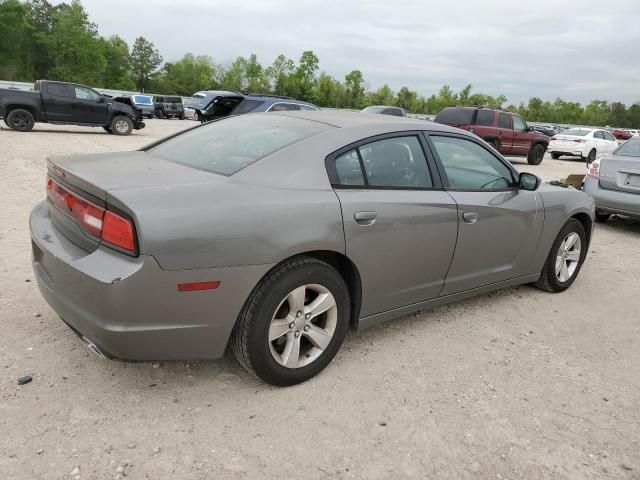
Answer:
[462,212,478,224]
[354,211,377,225]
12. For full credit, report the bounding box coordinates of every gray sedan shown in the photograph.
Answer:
[583,137,640,222]
[30,111,594,386]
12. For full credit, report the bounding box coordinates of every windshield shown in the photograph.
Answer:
[134,95,152,105]
[191,92,206,99]
[148,115,332,176]
[614,138,640,158]
[561,128,590,136]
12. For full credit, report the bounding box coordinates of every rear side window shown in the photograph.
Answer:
[134,95,152,105]
[603,132,616,142]
[430,136,514,190]
[232,99,266,115]
[594,131,604,139]
[434,108,475,125]
[475,110,495,126]
[148,115,332,176]
[166,97,182,103]
[498,113,510,129]
[268,103,302,112]
[332,136,433,189]
[46,83,70,97]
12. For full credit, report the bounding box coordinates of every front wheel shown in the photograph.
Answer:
[110,115,133,135]
[231,256,350,386]
[534,219,587,293]
[6,109,35,132]
[527,143,545,165]
[586,149,597,163]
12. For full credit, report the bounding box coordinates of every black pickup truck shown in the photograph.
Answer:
[0,80,145,135]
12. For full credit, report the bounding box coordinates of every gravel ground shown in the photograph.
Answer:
[1,120,639,480]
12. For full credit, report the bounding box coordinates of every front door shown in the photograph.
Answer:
[427,134,543,295]
[511,114,533,155]
[328,133,459,317]
[70,85,109,124]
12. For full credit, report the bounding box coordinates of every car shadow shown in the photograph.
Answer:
[599,215,640,235]
[0,126,110,136]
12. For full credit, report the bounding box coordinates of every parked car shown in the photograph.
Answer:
[30,110,594,386]
[612,129,633,141]
[153,95,185,119]
[434,107,549,165]
[361,105,407,117]
[548,128,618,162]
[131,95,155,119]
[533,125,556,136]
[185,90,245,122]
[583,137,640,222]
[0,80,145,135]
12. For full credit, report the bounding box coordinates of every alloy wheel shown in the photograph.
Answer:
[555,232,581,282]
[268,284,338,369]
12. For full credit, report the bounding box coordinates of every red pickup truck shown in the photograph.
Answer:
[434,107,549,165]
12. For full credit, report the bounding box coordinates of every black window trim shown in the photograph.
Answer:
[422,131,520,192]
[325,130,444,191]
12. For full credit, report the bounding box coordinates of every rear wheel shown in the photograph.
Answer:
[6,109,35,132]
[231,256,350,386]
[586,149,596,163]
[551,152,561,159]
[595,211,611,223]
[534,219,586,293]
[527,143,545,165]
[110,115,133,135]
[487,138,501,151]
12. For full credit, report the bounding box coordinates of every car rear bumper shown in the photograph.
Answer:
[583,177,640,218]
[549,143,585,157]
[30,201,272,361]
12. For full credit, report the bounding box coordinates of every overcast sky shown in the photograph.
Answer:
[72,0,640,105]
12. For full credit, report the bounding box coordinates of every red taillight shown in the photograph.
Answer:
[587,159,600,178]
[47,177,136,253]
[102,210,135,252]
[177,281,221,292]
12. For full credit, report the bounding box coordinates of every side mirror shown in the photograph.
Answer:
[528,126,535,132]
[97,96,105,103]
[519,172,540,191]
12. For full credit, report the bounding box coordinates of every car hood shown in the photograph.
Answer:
[47,151,225,201]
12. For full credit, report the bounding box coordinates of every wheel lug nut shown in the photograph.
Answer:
[304,325,310,332]
[294,331,301,337]
[289,322,295,329]
[305,314,311,320]
[296,311,302,318]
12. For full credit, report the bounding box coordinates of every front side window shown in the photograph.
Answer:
[430,136,514,190]
[603,132,616,142]
[498,113,510,129]
[74,86,100,101]
[512,115,527,131]
[475,110,495,126]
[148,115,332,176]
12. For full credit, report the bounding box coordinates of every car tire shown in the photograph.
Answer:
[595,211,611,223]
[551,153,561,159]
[179,113,185,120]
[534,218,587,293]
[527,143,545,165]
[102,126,112,133]
[587,149,597,163]
[487,138,501,151]
[6,109,35,132]
[110,115,133,135]
[231,256,351,386]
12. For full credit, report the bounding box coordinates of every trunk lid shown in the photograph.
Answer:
[47,151,224,200]
[598,154,640,195]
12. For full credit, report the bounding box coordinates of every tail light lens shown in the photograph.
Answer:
[587,159,600,178]
[47,177,136,254]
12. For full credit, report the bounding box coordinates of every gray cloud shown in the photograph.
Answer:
[71,0,640,104]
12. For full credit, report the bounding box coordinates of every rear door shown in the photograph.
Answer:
[41,82,75,122]
[496,112,513,153]
[427,133,543,295]
[328,133,458,317]
[70,85,109,124]
[511,115,532,155]
[602,131,619,154]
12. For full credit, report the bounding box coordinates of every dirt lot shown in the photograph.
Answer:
[1,120,639,480]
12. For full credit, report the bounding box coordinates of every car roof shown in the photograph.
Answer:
[265,110,463,132]
[194,90,244,97]
[246,95,316,105]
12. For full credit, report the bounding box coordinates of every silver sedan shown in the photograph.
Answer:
[583,137,640,222]
[30,111,594,386]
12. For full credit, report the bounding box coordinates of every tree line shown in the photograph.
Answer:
[1,0,639,127]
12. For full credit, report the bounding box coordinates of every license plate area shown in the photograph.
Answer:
[625,174,640,187]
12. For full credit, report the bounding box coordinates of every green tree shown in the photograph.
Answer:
[157,53,216,95]
[130,36,162,91]
[0,0,33,79]
[100,35,134,90]
[266,54,295,96]
[344,69,365,108]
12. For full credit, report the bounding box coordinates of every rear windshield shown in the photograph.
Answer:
[362,106,386,114]
[165,97,182,103]
[561,128,590,136]
[191,92,207,99]
[232,99,266,115]
[134,95,152,104]
[614,139,640,157]
[435,108,475,125]
[147,115,332,176]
